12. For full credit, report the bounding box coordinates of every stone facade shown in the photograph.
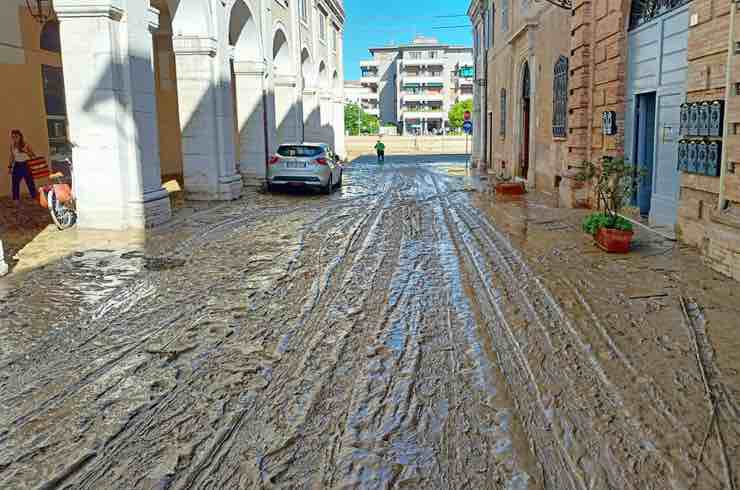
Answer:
[0,0,345,229]
[678,0,740,280]
[470,0,570,190]
[469,0,740,280]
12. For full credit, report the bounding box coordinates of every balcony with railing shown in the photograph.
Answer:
[360,59,379,68]
[402,58,445,67]
[401,104,446,119]
[402,92,444,103]
[402,75,445,86]
[360,92,379,101]
[402,110,446,119]
[360,70,380,84]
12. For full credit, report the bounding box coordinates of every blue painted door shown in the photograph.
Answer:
[635,93,656,216]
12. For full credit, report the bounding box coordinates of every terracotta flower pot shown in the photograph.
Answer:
[495,181,526,195]
[595,227,634,253]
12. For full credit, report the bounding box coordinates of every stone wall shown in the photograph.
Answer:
[481,1,570,194]
[677,0,740,280]
[345,136,470,160]
[568,0,630,166]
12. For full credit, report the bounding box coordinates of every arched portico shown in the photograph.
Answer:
[54,0,171,229]
[230,0,269,180]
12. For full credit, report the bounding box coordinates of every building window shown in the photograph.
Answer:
[319,10,326,41]
[500,88,506,136]
[409,51,422,59]
[299,0,307,21]
[501,0,509,32]
[552,56,569,138]
[40,20,61,53]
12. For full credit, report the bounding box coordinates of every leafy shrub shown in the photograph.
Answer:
[582,212,634,235]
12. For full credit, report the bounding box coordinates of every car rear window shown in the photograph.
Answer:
[277,145,323,157]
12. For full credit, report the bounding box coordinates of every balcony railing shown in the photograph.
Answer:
[364,107,379,116]
[402,110,446,119]
[361,74,380,84]
[402,75,444,85]
[402,58,445,67]
[629,0,691,29]
[360,60,379,67]
[402,93,444,103]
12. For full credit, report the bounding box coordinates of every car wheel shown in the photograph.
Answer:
[323,175,332,195]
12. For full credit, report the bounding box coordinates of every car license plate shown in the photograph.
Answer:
[286,162,306,169]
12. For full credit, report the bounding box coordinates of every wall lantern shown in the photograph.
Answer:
[602,111,617,135]
[25,0,54,24]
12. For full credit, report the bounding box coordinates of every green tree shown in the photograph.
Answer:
[361,113,379,135]
[345,103,362,136]
[448,99,474,129]
[345,103,380,135]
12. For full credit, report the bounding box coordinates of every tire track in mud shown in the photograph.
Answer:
[76,201,385,489]
[423,169,726,489]
[171,185,397,489]
[0,193,382,488]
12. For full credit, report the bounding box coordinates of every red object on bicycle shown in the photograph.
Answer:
[28,157,50,179]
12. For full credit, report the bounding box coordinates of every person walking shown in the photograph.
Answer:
[8,129,38,204]
[374,138,385,164]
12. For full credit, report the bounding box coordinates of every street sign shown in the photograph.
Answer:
[463,120,473,134]
[463,111,471,121]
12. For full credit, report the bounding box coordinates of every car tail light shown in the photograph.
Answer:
[269,155,280,165]
[315,157,328,165]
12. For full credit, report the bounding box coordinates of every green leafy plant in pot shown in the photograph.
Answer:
[576,156,643,253]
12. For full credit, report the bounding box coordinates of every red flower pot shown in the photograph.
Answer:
[495,182,526,195]
[595,227,634,253]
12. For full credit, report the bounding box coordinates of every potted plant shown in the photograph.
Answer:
[494,162,526,195]
[576,156,642,253]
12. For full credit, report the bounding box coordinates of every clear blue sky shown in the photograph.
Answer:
[343,0,473,81]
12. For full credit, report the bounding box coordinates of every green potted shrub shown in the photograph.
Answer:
[576,156,642,253]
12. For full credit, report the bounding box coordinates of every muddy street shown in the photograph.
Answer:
[1,156,738,489]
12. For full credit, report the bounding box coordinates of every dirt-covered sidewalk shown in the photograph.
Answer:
[464,185,739,489]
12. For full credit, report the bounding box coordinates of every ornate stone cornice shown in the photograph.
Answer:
[172,36,218,57]
[53,0,124,20]
[233,60,267,76]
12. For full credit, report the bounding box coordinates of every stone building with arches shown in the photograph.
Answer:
[468,0,571,190]
[0,0,345,230]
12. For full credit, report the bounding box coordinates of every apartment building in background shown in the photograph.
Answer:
[360,36,473,134]
[344,80,371,106]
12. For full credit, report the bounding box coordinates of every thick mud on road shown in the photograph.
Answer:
[1,156,737,489]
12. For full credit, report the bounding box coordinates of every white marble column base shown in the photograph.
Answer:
[0,240,8,276]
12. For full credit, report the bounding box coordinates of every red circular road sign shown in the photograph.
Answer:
[464,111,471,121]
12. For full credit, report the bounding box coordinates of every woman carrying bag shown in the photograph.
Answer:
[8,129,39,204]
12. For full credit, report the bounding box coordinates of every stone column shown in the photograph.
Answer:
[173,36,242,200]
[274,75,300,146]
[233,61,268,183]
[303,88,320,142]
[319,92,333,146]
[0,239,8,276]
[333,97,346,159]
[55,0,171,229]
